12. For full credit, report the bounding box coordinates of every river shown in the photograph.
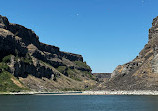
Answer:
[0,95,158,111]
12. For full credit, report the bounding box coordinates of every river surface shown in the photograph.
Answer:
[0,95,158,111]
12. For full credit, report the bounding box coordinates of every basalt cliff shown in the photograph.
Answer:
[102,16,158,90]
[0,15,96,92]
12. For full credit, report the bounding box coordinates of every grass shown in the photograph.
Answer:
[73,61,96,80]
[56,66,67,73]
[84,71,96,80]
[0,60,28,92]
[0,71,25,92]
[83,71,92,78]
[67,68,82,81]
[74,61,91,70]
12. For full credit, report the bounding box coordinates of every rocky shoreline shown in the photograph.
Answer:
[82,90,158,95]
[1,90,158,95]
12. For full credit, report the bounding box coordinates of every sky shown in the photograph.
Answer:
[0,0,158,73]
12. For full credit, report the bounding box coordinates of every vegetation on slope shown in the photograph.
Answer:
[74,61,91,70]
[0,71,22,92]
[0,56,28,92]
[56,66,67,73]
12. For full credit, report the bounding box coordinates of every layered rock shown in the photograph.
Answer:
[105,16,158,90]
[0,15,96,92]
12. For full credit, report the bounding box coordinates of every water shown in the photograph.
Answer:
[0,95,158,111]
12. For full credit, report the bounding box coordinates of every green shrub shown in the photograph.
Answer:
[21,57,33,64]
[0,62,9,71]
[2,55,12,63]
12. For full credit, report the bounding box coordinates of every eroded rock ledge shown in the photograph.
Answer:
[0,15,96,92]
[104,16,158,90]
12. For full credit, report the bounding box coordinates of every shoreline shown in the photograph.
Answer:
[82,90,158,95]
[1,90,158,95]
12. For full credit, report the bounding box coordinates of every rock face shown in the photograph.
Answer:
[105,16,158,90]
[93,73,111,82]
[0,15,96,92]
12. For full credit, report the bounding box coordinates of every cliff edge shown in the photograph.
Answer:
[0,15,96,92]
[104,16,158,90]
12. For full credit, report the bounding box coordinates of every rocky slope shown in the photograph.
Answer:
[102,16,158,90]
[0,15,96,92]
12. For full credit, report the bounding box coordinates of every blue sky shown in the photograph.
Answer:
[0,0,158,73]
